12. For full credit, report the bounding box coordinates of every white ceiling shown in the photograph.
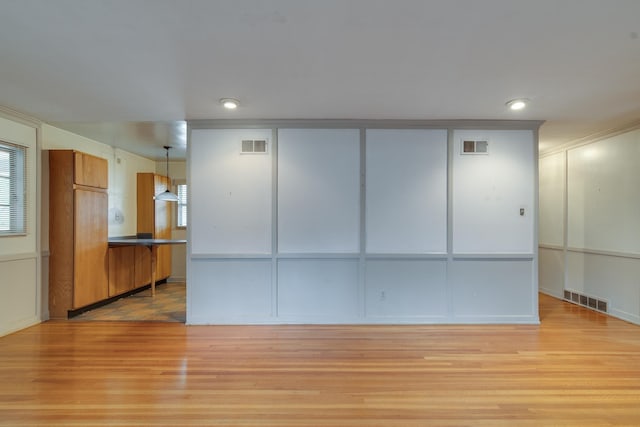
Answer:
[1,0,640,160]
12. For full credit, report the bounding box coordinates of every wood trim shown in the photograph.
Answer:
[48,150,75,318]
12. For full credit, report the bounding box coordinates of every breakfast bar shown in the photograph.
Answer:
[108,238,187,297]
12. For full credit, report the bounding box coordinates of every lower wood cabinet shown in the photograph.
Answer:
[108,246,136,297]
[134,246,151,288]
[108,245,169,298]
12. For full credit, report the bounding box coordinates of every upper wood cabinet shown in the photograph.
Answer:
[137,173,172,280]
[74,151,108,189]
[49,150,109,318]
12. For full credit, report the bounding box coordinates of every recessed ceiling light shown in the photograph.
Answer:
[220,98,239,110]
[506,98,529,111]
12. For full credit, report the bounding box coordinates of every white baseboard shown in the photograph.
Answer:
[0,316,41,338]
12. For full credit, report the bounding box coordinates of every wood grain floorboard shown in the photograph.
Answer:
[1,294,639,426]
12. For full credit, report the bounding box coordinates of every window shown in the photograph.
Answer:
[176,182,187,228]
[0,141,27,235]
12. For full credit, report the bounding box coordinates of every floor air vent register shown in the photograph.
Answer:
[564,290,608,313]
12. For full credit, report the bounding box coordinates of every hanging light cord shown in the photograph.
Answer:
[155,146,179,202]
[164,145,171,182]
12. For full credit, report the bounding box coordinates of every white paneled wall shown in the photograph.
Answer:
[189,259,272,323]
[452,130,535,254]
[567,132,640,253]
[538,151,566,298]
[278,129,360,254]
[539,128,640,325]
[539,152,565,248]
[188,122,539,325]
[190,129,273,255]
[365,260,447,320]
[450,260,535,320]
[277,259,360,319]
[366,129,447,254]
[538,248,564,298]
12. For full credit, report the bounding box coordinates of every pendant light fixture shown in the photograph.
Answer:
[155,146,179,202]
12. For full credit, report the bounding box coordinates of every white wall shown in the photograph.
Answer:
[278,129,360,253]
[190,129,273,254]
[0,112,40,336]
[188,123,539,325]
[538,152,565,298]
[539,128,640,324]
[452,130,535,254]
[366,129,447,253]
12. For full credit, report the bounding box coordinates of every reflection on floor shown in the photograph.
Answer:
[71,282,186,322]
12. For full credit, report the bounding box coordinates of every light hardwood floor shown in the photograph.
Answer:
[1,294,639,426]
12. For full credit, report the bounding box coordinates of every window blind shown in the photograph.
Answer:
[0,141,27,235]
[177,183,187,227]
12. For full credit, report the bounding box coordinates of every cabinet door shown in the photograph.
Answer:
[74,152,108,189]
[74,189,108,308]
[137,173,155,235]
[153,175,172,280]
[108,246,135,297]
[134,246,152,288]
[154,175,170,237]
[136,173,172,281]
[157,245,172,280]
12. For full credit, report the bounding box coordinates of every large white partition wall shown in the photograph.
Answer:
[451,130,537,322]
[366,129,447,254]
[539,128,640,325]
[188,121,540,324]
[364,129,449,322]
[278,129,360,254]
[189,129,273,323]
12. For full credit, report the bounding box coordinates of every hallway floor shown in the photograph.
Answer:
[70,282,186,322]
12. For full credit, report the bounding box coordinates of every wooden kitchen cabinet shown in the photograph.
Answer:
[137,173,172,281]
[74,151,109,189]
[134,246,151,287]
[49,150,109,318]
[108,246,136,297]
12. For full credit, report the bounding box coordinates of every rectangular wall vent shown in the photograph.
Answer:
[564,289,608,314]
[461,139,489,154]
[241,139,268,154]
